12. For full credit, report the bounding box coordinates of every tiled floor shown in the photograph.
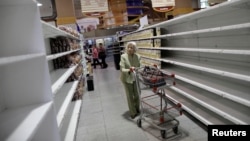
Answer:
[76,57,208,141]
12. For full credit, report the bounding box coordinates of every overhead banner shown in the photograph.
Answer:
[77,18,99,32]
[81,0,109,13]
[151,0,175,12]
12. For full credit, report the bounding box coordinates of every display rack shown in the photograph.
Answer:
[0,1,86,140]
[42,21,85,141]
[118,0,250,126]
[0,1,60,141]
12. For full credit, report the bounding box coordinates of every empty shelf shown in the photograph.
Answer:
[56,81,79,126]
[145,57,250,82]
[46,49,80,61]
[0,102,53,141]
[50,65,78,95]
[162,67,250,107]
[42,21,79,40]
[0,53,44,66]
[169,81,250,124]
[139,47,250,55]
[64,100,82,141]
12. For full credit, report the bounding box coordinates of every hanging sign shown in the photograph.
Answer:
[83,12,106,17]
[77,18,99,32]
[151,0,175,12]
[81,0,109,13]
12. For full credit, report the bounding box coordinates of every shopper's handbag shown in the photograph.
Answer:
[139,66,167,87]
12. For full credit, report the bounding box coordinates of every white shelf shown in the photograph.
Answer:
[1,55,53,109]
[41,21,79,40]
[41,10,85,139]
[141,56,250,82]
[0,102,53,141]
[56,81,79,127]
[50,65,78,95]
[1,1,62,140]
[0,2,46,57]
[161,22,250,38]
[162,88,233,125]
[143,0,250,28]
[64,100,82,141]
[120,22,250,42]
[138,47,250,55]
[172,73,250,107]
[169,86,248,124]
[180,104,213,126]
[44,22,85,139]
[1,0,32,5]
[46,49,80,61]
[162,92,246,125]
[54,82,75,115]
[161,58,250,82]
[0,53,44,66]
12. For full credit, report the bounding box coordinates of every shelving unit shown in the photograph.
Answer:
[42,20,85,141]
[0,0,60,140]
[0,1,86,141]
[118,0,250,126]
[55,81,79,126]
[46,49,80,61]
[50,65,79,95]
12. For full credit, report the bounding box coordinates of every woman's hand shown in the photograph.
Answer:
[130,67,135,72]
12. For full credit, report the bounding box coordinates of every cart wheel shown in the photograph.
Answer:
[160,130,166,139]
[173,126,178,134]
[137,119,142,128]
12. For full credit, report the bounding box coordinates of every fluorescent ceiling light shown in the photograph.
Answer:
[33,0,42,6]
[37,2,42,6]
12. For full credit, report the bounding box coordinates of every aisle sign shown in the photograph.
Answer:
[151,0,175,12]
[81,0,109,13]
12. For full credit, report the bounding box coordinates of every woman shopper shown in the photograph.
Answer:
[92,44,101,69]
[119,41,141,119]
[98,43,108,68]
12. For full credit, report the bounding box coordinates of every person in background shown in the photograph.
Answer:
[119,41,141,119]
[92,44,101,69]
[98,43,108,68]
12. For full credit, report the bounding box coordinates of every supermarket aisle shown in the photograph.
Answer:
[75,57,208,141]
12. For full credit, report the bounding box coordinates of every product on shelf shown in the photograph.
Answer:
[50,37,71,54]
[53,56,72,69]
[121,27,165,41]
[66,64,83,83]
[57,37,71,51]
[50,51,82,69]
[72,76,85,101]
[74,64,83,78]
[67,52,82,65]
[153,39,161,47]
[50,38,58,53]
[71,39,81,50]
[66,73,78,82]
[58,26,80,38]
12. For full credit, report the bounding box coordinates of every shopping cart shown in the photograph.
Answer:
[132,65,182,139]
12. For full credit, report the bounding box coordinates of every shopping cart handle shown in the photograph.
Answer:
[130,67,135,72]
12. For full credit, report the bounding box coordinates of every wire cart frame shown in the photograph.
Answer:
[133,65,182,139]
